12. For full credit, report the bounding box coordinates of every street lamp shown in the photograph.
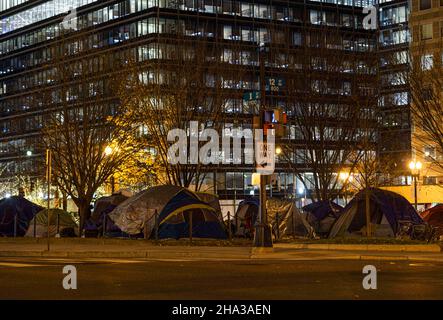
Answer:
[26,150,32,157]
[339,171,353,206]
[275,146,282,155]
[104,146,113,156]
[409,160,422,210]
[104,145,115,194]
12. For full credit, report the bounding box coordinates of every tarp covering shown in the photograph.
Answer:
[302,201,343,236]
[85,192,131,235]
[329,188,424,238]
[421,204,443,237]
[235,197,312,238]
[25,208,78,237]
[0,196,43,237]
[109,185,227,239]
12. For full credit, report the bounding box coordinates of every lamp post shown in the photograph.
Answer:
[104,145,115,194]
[46,149,52,251]
[409,160,422,211]
[339,171,350,206]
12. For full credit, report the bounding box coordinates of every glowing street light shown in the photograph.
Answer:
[339,171,353,206]
[409,160,422,171]
[275,146,282,155]
[409,160,422,210]
[104,146,113,156]
[26,150,32,156]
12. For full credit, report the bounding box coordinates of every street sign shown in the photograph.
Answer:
[255,140,275,175]
[243,91,260,101]
[266,77,285,92]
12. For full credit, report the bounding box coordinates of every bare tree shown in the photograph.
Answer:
[117,32,246,190]
[37,30,134,232]
[407,43,443,174]
[279,26,378,202]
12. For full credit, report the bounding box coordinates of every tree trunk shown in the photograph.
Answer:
[77,200,91,237]
[62,192,67,212]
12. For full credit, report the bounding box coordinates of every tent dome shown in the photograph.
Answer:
[25,208,78,237]
[109,185,227,239]
[329,188,423,238]
[0,196,43,237]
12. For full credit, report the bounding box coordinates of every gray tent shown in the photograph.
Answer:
[234,198,313,239]
[108,185,226,239]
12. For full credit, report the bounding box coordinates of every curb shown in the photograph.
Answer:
[1,250,442,263]
[274,243,442,253]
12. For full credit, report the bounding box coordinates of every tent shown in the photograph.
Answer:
[302,201,343,237]
[234,197,312,239]
[84,192,131,237]
[0,196,43,237]
[234,198,259,238]
[109,185,227,239]
[196,192,223,218]
[25,208,78,237]
[421,204,443,238]
[329,188,424,238]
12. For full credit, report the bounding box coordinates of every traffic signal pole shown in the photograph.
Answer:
[253,46,273,247]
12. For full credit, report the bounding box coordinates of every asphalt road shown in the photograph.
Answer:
[0,257,443,299]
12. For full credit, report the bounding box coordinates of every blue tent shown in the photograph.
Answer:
[303,201,343,221]
[329,188,424,238]
[0,196,43,237]
[109,186,227,240]
[302,201,343,236]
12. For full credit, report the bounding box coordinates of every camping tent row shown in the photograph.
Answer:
[1,187,433,240]
[0,196,77,237]
[234,188,428,239]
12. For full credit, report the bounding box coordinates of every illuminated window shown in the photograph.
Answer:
[421,23,433,40]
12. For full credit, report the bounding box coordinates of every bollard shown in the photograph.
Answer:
[154,209,159,240]
[56,211,60,235]
[189,212,193,243]
[13,214,17,237]
[103,215,107,238]
[227,211,232,241]
[276,213,280,240]
[34,215,37,238]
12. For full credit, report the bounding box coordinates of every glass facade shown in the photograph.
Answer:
[0,0,382,198]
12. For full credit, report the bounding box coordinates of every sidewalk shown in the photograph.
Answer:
[0,238,442,262]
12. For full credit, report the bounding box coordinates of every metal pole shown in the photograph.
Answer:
[155,209,159,240]
[33,215,37,238]
[414,175,418,211]
[254,46,272,247]
[188,211,193,243]
[227,211,232,241]
[13,214,17,238]
[56,211,60,236]
[276,212,280,240]
[46,149,51,251]
[103,214,107,237]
